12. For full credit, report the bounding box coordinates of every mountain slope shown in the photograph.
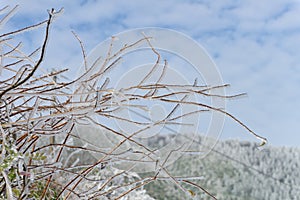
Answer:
[144,138,300,200]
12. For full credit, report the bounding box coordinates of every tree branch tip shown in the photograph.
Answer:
[47,7,64,17]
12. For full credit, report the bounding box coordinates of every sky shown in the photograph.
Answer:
[1,0,299,147]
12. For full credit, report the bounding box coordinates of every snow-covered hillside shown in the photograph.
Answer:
[144,138,300,200]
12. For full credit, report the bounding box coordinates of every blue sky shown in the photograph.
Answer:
[1,0,300,147]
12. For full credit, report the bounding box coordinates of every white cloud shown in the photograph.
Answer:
[267,4,300,32]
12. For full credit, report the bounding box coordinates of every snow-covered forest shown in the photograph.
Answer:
[144,137,300,199]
